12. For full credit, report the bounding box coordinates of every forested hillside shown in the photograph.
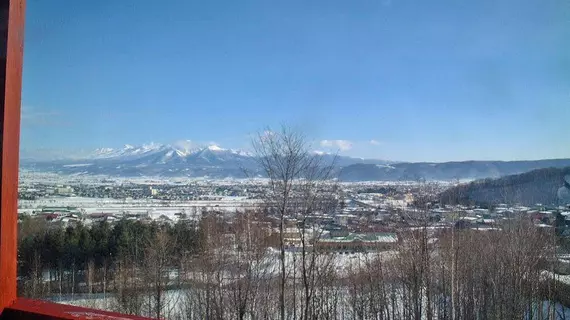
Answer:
[439,167,570,206]
[339,159,570,182]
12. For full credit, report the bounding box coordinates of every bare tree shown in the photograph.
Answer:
[226,210,275,320]
[250,125,340,320]
[142,228,176,319]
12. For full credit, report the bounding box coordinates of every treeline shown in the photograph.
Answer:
[18,215,202,299]
[17,212,282,319]
[18,213,570,319]
[439,167,570,206]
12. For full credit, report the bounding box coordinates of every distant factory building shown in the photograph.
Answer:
[316,232,398,253]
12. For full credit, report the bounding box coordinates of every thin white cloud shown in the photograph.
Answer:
[369,139,382,146]
[257,130,276,142]
[320,139,353,151]
[21,105,68,127]
[21,105,56,117]
[171,140,201,151]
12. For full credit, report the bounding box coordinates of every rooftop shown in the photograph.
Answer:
[323,232,398,243]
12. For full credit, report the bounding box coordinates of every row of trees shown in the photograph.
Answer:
[18,216,200,296]
[18,214,569,319]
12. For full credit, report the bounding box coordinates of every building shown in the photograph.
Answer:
[316,232,398,253]
[55,186,73,195]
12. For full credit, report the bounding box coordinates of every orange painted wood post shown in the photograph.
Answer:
[0,0,25,312]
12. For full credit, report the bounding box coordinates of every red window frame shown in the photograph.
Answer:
[0,1,151,318]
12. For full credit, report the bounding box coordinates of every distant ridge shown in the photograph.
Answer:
[338,159,570,182]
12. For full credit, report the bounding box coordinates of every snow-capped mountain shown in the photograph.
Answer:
[91,142,186,160]
[21,142,266,178]
[20,141,392,178]
[87,142,250,163]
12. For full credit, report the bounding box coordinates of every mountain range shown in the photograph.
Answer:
[20,142,570,181]
[20,142,391,179]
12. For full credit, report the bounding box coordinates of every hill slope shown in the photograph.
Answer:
[438,167,570,206]
[339,159,570,182]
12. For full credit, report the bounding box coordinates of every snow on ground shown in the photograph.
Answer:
[18,197,263,216]
[541,270,570,285]
[50,250,570,320]
[257,249,398,279]
[55,286,570,319]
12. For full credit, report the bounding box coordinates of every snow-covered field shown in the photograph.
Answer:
[19,170,272,186]
[19,196,263,216]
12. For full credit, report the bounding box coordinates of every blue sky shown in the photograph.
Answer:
[21,0,570,162]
